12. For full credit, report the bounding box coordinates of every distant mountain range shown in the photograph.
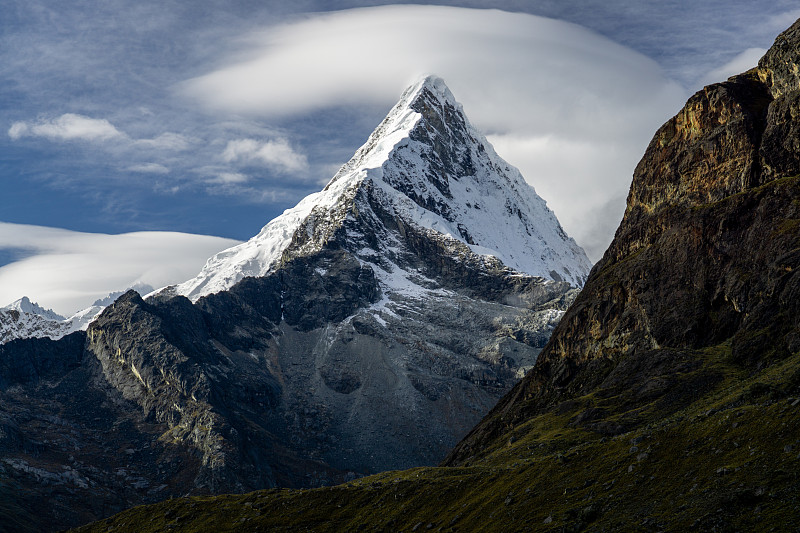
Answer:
[0,284,154,345]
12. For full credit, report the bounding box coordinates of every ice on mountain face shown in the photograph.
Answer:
[174,75,592,302]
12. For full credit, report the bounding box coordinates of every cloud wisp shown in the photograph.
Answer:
[128,163,170,174]
[0,223,240,315]
[8,113,194,152]
[222,138,308,173]
[9,114,124,142]
[6,108,312,205]
[699,48,768,87]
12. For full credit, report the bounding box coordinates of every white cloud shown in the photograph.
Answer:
[9,114,192,164]
[222,138,308,172]
[0,222,240,315]
[10,115,192,152]
[128,163,170,174]
[699,47,768,87]
[8,122,29,140]
[212,171,249,184]
[181,6,687,261]
[9,113,124,142]
[135,132,192,151]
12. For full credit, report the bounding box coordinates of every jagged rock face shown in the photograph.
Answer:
[85,289,340,492]
[447,19,800,464]
[83,247,571,484]
[0,332,207,530]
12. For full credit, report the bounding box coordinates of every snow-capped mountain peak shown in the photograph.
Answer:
[3,296,65,321]
[173,75,592,301]
[0,283,156,345]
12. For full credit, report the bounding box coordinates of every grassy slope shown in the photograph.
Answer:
[74,340,800,532]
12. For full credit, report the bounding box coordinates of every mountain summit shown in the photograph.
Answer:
[4,297,65,321]
[131,75,591,480]
[0,284,155,345]
[175,75,590,301]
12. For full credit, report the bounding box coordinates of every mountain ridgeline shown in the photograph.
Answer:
[0,284,155,345]
[0,77,590,531]
[76,18,800,533]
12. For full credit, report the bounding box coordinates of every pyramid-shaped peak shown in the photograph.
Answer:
[172,73,591,300]
[393,75,463,117]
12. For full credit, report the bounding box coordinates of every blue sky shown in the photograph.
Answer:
[2,1,799,314]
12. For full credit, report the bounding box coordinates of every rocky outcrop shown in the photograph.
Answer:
[0,331,206,531]
[446,18,800,465]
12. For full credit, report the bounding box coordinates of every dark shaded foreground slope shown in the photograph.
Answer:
[74,19,800,533]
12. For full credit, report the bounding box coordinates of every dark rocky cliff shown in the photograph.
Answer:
[446,18,800,466]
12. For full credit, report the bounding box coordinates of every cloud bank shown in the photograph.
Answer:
[0,223,240,315]
[182,5,688,260]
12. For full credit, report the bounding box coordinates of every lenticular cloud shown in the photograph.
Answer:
[0,223,240,315]
[181,5,687,260]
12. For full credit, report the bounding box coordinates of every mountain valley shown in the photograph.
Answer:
[71,17,800,533]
